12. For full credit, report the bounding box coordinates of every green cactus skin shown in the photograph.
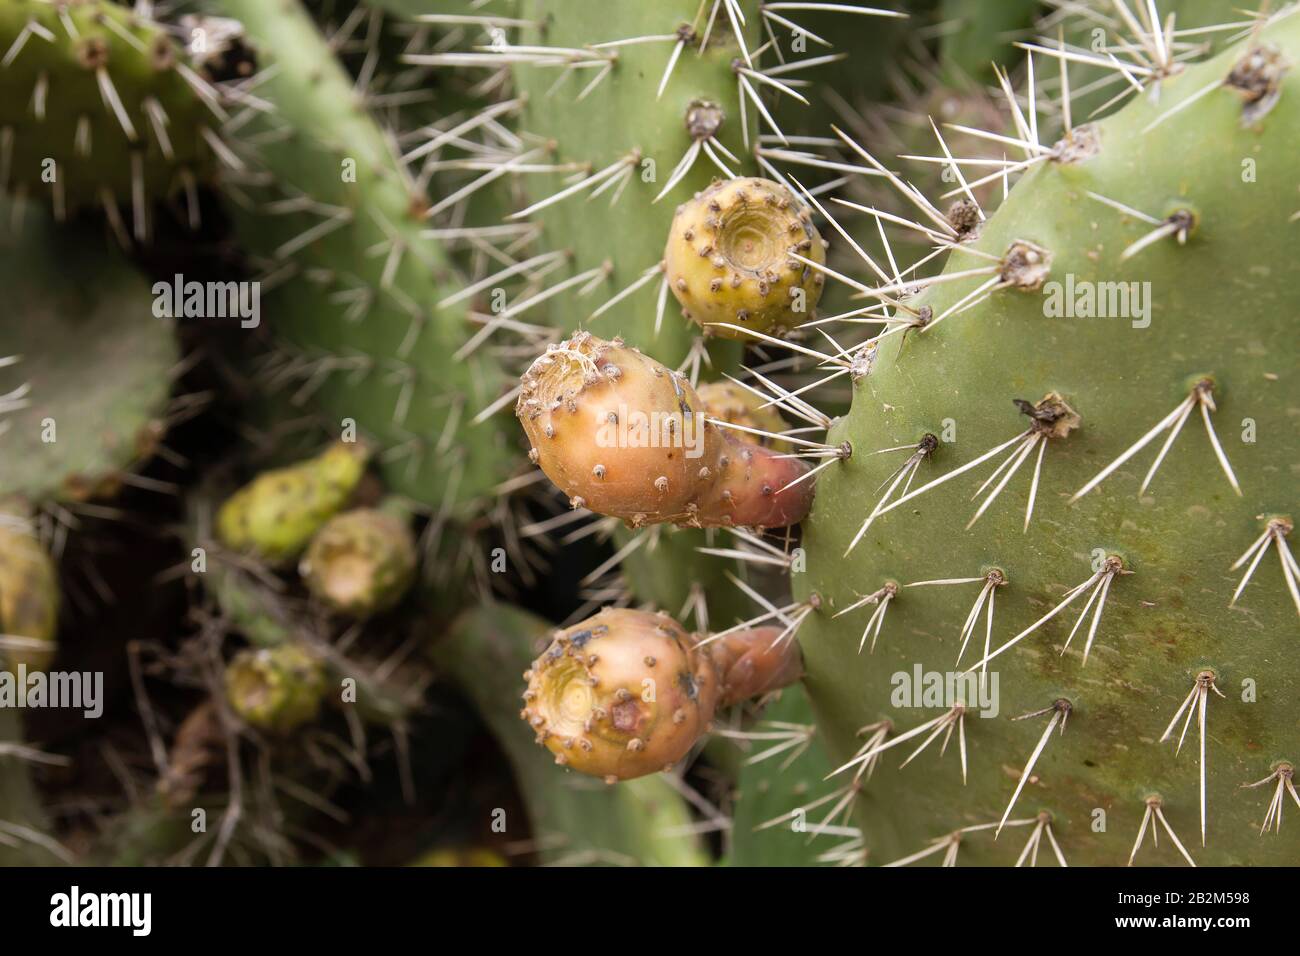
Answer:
[211,0,516,517]
[938,0,1042,87]
[0,198,176,502]
[216,440,370,565]
[794,17,1300,865]
[300,506,418,617]
[438,602,709,865]
[0,707,65,864]
[225,642,329,733]
[0,0,219,233]
[506,0,758,369]
[727,684,847,866]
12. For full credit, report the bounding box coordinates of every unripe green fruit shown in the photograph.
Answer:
[0,508,58,673]
[409,847,508,868]
[224,643,328,733]
[299,509,417,618]
[664,177,826,338]
[215,442,369,565]
[520,608,801,783]
[517,332,812,529]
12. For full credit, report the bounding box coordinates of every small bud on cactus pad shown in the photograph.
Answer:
[0,508,58,673]
[216,442,370,565]
[520,607,801,782]
[299,509,417,618]
[663,177,826,338]
[224,644,328,734]
[516,332,813,529]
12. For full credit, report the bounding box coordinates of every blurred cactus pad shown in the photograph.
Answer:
[0,0,1295,871]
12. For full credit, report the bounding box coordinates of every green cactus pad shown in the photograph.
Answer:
[796,15,1300,865]
[0,0,220,231]
[508,0,758,368]
[0,199,175,502]
[727,684,848,866]
[212,0,516,516]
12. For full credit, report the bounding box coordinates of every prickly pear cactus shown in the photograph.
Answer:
[1,198,176,502]
[506,0,759,366]
[795,14,1300,866]
[8,0,1299,874]
[0,0,221,236]
[212,0,517,517]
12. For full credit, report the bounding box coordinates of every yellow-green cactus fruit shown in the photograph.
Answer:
[410,848,507,867]
[216,441,369,565]
[663,177,826,339]
[299,509,417,618]
[0,509,59,673]
[224,643,328,733]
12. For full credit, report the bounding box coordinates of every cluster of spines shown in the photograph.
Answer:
[0,0,229,240]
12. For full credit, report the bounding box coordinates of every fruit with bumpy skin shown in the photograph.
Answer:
[216,442,369,566]
[664,178,826,339]
[517,331,812,529]
[0,504,58,672]
[299,508,417,618]
[224,643,328,733]
[520,607,801,782]
[439,602,710,865]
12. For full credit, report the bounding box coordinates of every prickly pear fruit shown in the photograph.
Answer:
[517,332,812,529]
[215,442,369,565]
[224,643,328,733]
[0,507,58,672]
[663,177,826,338]
[520,608,801,782]
[697,380,790,450]
[299,508,417,618]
